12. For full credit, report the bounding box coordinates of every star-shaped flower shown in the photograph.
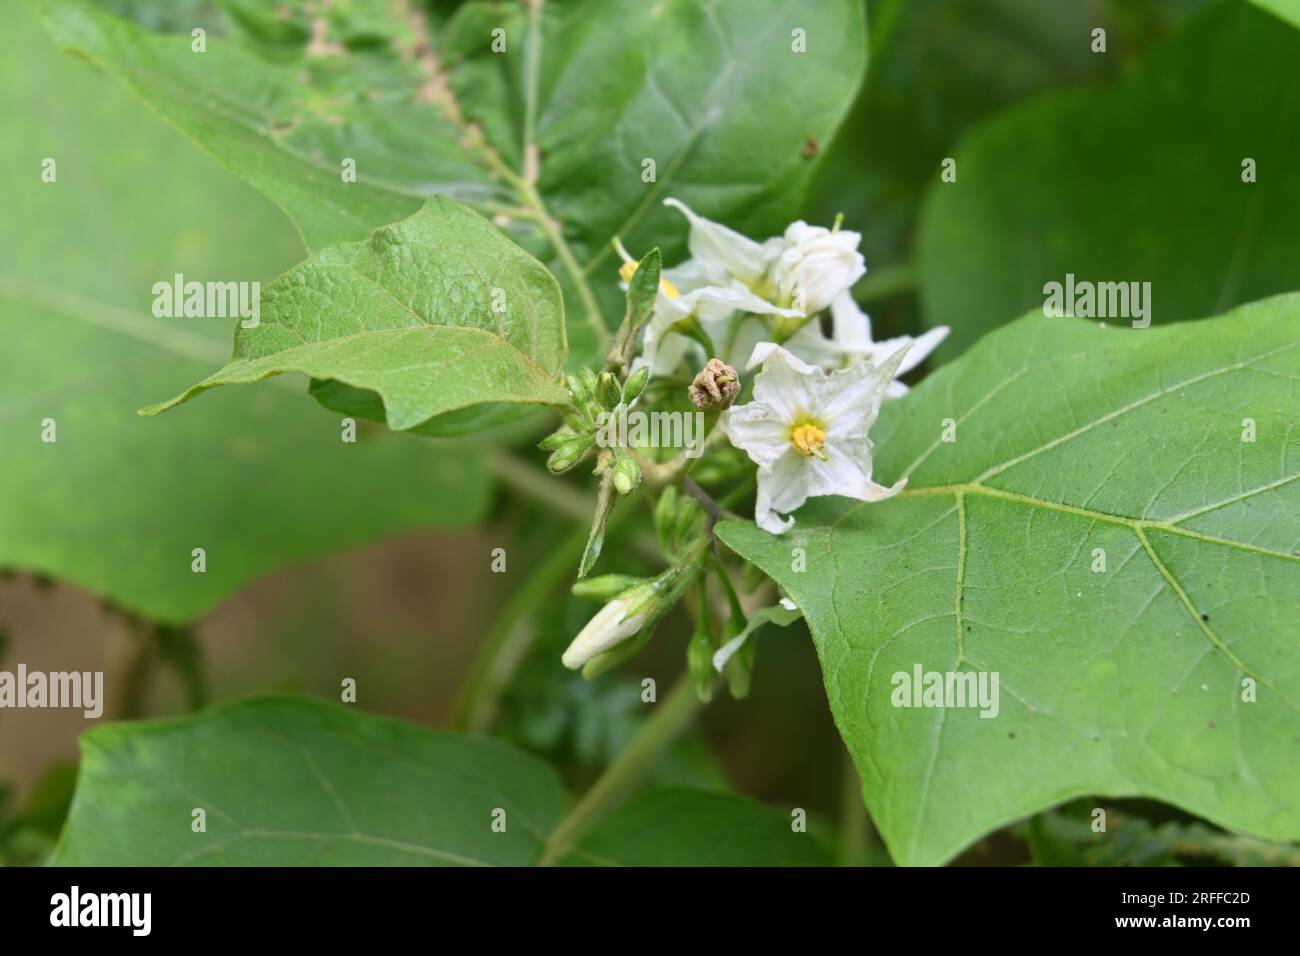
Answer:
[722,342,909,534]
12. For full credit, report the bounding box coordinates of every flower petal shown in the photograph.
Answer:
[663,198,774,285]
[754,451,809,534]
[721,403,791,469]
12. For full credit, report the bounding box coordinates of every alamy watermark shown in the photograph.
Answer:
[152,273,260,328]
[595,407,706,459]
[0,665,103,718]
[891,664,1000,719]
[1042,273,1151,328]
[50,886,151,936]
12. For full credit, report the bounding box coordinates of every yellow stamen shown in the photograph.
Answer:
[790,422,827,460]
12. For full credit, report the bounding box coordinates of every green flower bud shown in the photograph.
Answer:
[623,366,650,403]
[674,493,705,542]
[579,367,599,397]
[547,436,592,474]
[654,486,679,552]
[595,371,622,411]
[565,373,589,404]
[538,428,579,451]
[571,574,647,601]
[612,455,642,496]
[687,603,716,702]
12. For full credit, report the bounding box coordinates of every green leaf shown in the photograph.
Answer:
[916,2,1300,358]
[560,788,830,866]
[51,695,567,866]
[1252,0,1300,30]
[0,4,491,623]
[44,0,867,365]
[143,197,570,430]
[811,0,1120,269]
[52,697,821,866]
[719,297,1300,866]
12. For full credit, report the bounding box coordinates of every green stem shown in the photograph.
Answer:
[837,748,870,866]
[538,674,708,865]
[486,449,660,561]
[112,619,157,720]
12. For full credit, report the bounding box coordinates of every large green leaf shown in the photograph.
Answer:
[51,695,828,866]
[0,3,490,623]
[144,197,571,429]
[560,788,830,866]
[916,1,1300,358]
[719,296,1300,866]
[44,0,867,367]
[51,696,567,865]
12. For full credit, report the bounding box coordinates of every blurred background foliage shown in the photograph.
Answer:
[3,0,1298,865]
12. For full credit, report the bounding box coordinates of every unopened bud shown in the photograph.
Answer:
[562,570,675,670]
[688,359,741,410]
[595,371,622,411]
[565,373,590,404]
[687,617,715,703]
[547,436,592,474]
[538,428,579,451]
[572,574,647,601]
[612,455,642,496]
[623,366,650,403]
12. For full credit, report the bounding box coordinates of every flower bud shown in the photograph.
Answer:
[571,574,647,601]
[595,371,622,411]
[538,428,578,451]
[771,220,865,314]
[612,454,641,496]
[688,358,741,410]
[653,485,680,555]
[623,365,650,403]
[546,436,592,474]
[687,614,716,703]
[565,373,589,404]
[562,573,673,670]
[673,493,705,543]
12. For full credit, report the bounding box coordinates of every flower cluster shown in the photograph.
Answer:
[562,202,948,684]
[621,199,949,534]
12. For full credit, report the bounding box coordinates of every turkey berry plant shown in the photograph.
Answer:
[5,0,1300,870]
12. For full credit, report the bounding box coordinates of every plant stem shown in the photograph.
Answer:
[486,449,661,561]
[837,748,871,866]
[537,675,708,864]
[111,619,157,719]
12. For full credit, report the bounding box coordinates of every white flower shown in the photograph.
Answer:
[662,198,784,287]
[561,591,650,670]
[784,292,950,398]
[722,342,909,534]
[640,278,801,375]
[770,221,866,314]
